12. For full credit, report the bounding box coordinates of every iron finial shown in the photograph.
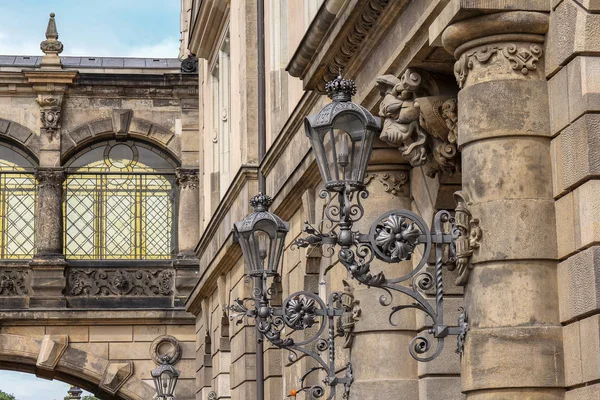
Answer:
[325,75,357,102]
[250,193,273,212]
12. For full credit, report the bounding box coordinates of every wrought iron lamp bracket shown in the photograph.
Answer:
[227,275,353,400]
[293,186,480,361]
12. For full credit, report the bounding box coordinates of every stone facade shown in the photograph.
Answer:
[182,0,600,400]
[0,14,200,399]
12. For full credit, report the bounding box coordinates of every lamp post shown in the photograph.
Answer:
[295,75,474,360]
[231,75,477,399]
[229,193,354,400]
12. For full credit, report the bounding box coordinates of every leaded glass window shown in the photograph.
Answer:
[64,140,178,260]
[0,144,37,259]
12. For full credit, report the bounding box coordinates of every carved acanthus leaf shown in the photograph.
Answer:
[68,269,174,296]
[376,69,459,178]
[0,270,29,295]
[365,172,408,196]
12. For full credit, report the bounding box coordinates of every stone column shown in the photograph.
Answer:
[30,167,67,308]
[175,168,200,307]
[441,12,564,399]
[349,148,419,400]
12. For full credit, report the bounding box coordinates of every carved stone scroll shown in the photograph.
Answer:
[337,280,361,349]
[376,69,459,178]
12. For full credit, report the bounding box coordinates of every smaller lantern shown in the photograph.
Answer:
[234,193,290,277]
[304,75,381,192]
[67,385,83,400]
[152,358,180,400]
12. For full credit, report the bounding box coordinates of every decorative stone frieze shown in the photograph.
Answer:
[455,43,543,88]
[176,168,200,189]
[376,68,459,177]
[36,334,68,370]
[100,361,133,395]
[0,270,29,296]
[68,269,174,296]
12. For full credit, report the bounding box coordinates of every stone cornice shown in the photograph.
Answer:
[0,309,194,325]
[188,0,230,59]
[300,0,399,93]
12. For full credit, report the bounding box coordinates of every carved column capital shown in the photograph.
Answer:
[176,168,200,189]
[34,167,65,189]
[441,11,550,89]
[376,68,459,178]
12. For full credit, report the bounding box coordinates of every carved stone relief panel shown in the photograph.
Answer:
[68,269,175,296]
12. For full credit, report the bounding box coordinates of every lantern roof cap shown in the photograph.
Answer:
[151,362,180,378]
[235,193,290,235]
[306,100,381,131]
[325,75,357,102]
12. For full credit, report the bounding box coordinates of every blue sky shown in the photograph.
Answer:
[0,0,179,398]
[0,370,95,400]
[0,0,181,58]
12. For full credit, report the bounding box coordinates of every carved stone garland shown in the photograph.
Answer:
[68,269,174,296]
[376,68,459,178]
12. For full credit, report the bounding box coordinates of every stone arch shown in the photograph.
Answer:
[61,116,180,164]
[0,333,156,400]
[0,118,40,160]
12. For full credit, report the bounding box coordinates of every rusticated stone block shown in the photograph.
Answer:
[548,61,570,135]
[565,383,600,399]
[467,261,560,328]
[546,0,600,76]
[470,199,557,263]
[567,57,600,123]
[556,191,576,258]
[557,247,600,322]
[419,377,464,400]
[563,321,583,386]
[552,114,600,196]
[350,379,419,400]
[89,118,113,136]
[90,325,133,342]
[353,331,417,381]
[462,326,564,391]
[574,0,600,10]
[580,314,600,382]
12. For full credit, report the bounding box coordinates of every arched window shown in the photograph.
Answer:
[0,143,37,259]
[64,140,178,259]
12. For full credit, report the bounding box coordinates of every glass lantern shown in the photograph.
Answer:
[304,75,381,192]
[151,362,180,400]
[233,193,290,277]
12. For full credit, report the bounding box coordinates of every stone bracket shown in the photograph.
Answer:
[100,361,133,395]
[376,68,459,178]
[36,334,68,370]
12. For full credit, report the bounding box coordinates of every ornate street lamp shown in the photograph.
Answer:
[152,359,180,400]
[234,193,289,277]
[293,75,477,361]
[229,194,354,400]
[304,76,381,192]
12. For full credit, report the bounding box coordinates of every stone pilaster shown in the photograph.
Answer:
[441,11,564,399]
[349,149,419,400]
[30,167,67,308]
[175,168,200,306]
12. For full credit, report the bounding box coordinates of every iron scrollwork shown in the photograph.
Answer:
[227,276,353,399]
[294,184,480,360]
